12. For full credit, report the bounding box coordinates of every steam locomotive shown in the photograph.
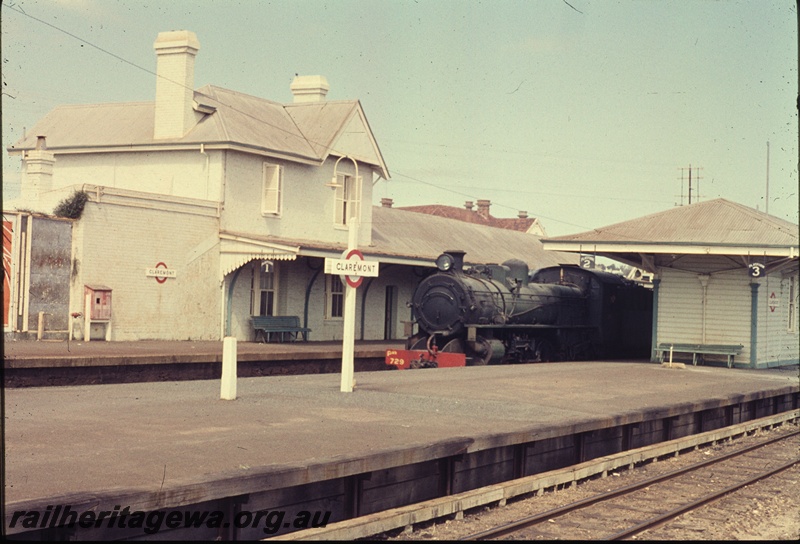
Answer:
[386,251,652,369]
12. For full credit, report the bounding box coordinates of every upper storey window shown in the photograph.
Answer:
[334,173,361,227]
[261,164,283,216]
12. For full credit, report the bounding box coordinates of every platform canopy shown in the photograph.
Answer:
[219,233,300,280]
[542,199,799,275]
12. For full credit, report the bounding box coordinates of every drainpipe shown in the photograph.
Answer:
[650,278,660,362]
[750,282,760,368]
[200,144,210,199]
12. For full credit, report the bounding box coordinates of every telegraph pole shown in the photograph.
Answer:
[766,141,770,215]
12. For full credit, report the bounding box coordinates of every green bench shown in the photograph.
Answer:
[252,315,311,343]
[658,343,743,368]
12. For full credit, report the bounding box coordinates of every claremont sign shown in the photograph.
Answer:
[324,249,379,288]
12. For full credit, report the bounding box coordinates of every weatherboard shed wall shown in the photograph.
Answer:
[656,258,752,366]
[755,271,799,367]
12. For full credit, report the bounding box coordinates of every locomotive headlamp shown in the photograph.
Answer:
[436,253,455,272]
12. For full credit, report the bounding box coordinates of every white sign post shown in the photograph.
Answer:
[324,218,379,392]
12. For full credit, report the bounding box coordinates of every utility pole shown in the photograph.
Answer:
[766,141,770,215]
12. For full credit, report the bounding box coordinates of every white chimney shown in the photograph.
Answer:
[22,136,56,203]
[153,30,200,139]
[290,75,329,103]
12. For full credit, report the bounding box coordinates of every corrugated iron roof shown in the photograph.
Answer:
[191,86,320,159]
[548,199,798,248]
[283,100,360,159]
[7,85,389,177]
[223,207,578,270]
[7,102,157,151]
[369,207,576,269]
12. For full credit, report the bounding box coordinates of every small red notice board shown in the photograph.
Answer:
[385,349,466,370]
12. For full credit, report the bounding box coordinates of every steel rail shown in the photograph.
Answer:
[464,430,799,540]
[277,413,798,541]
[605,456,800,540]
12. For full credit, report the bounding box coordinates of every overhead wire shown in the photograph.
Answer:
[2,1,667,231]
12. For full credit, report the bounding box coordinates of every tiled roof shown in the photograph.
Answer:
[398,204,535,233]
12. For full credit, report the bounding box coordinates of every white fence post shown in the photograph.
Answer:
[221,336,237,400]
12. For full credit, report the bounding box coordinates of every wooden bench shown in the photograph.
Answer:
[252,315,311,343]
[658,343,743,368]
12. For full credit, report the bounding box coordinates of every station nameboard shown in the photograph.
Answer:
[146,262,177,284]
[324,249,379,288]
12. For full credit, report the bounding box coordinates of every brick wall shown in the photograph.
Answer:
[72,200,221,341]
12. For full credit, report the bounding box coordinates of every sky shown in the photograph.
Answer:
[2,0,798,237]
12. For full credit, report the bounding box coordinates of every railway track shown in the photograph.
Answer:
[464,429,800,540]
[275,412,799,541]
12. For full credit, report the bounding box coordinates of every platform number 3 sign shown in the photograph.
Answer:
[748,263,765,278]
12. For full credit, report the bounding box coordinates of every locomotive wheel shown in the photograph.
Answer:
[407,333,428,350]
[441,338,465,353]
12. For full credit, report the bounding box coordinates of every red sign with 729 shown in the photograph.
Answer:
[385,349,466,370]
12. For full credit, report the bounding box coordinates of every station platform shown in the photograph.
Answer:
[3,339,397,386]
[4,356,798,539]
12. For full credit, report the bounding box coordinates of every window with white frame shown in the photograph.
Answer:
[334,173,361,227]
[326,275,344,319]
[251,262,276,316]
[261,163,282,216]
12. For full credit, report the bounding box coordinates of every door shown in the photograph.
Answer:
[384,285,397,340]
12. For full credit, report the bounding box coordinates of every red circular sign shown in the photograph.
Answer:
[155,262,169,284]
[344,249,364,288]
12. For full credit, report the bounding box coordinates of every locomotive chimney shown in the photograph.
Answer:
[444,250,466,271]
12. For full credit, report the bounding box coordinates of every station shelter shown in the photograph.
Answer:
[543,199,799,368]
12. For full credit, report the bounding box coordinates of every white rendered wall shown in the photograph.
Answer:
[47,150,223,202]
[220,151,374,247]
[71,200,221,341]
[222,257,419,342]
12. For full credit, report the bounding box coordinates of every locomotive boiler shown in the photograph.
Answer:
[388,251,652,368]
